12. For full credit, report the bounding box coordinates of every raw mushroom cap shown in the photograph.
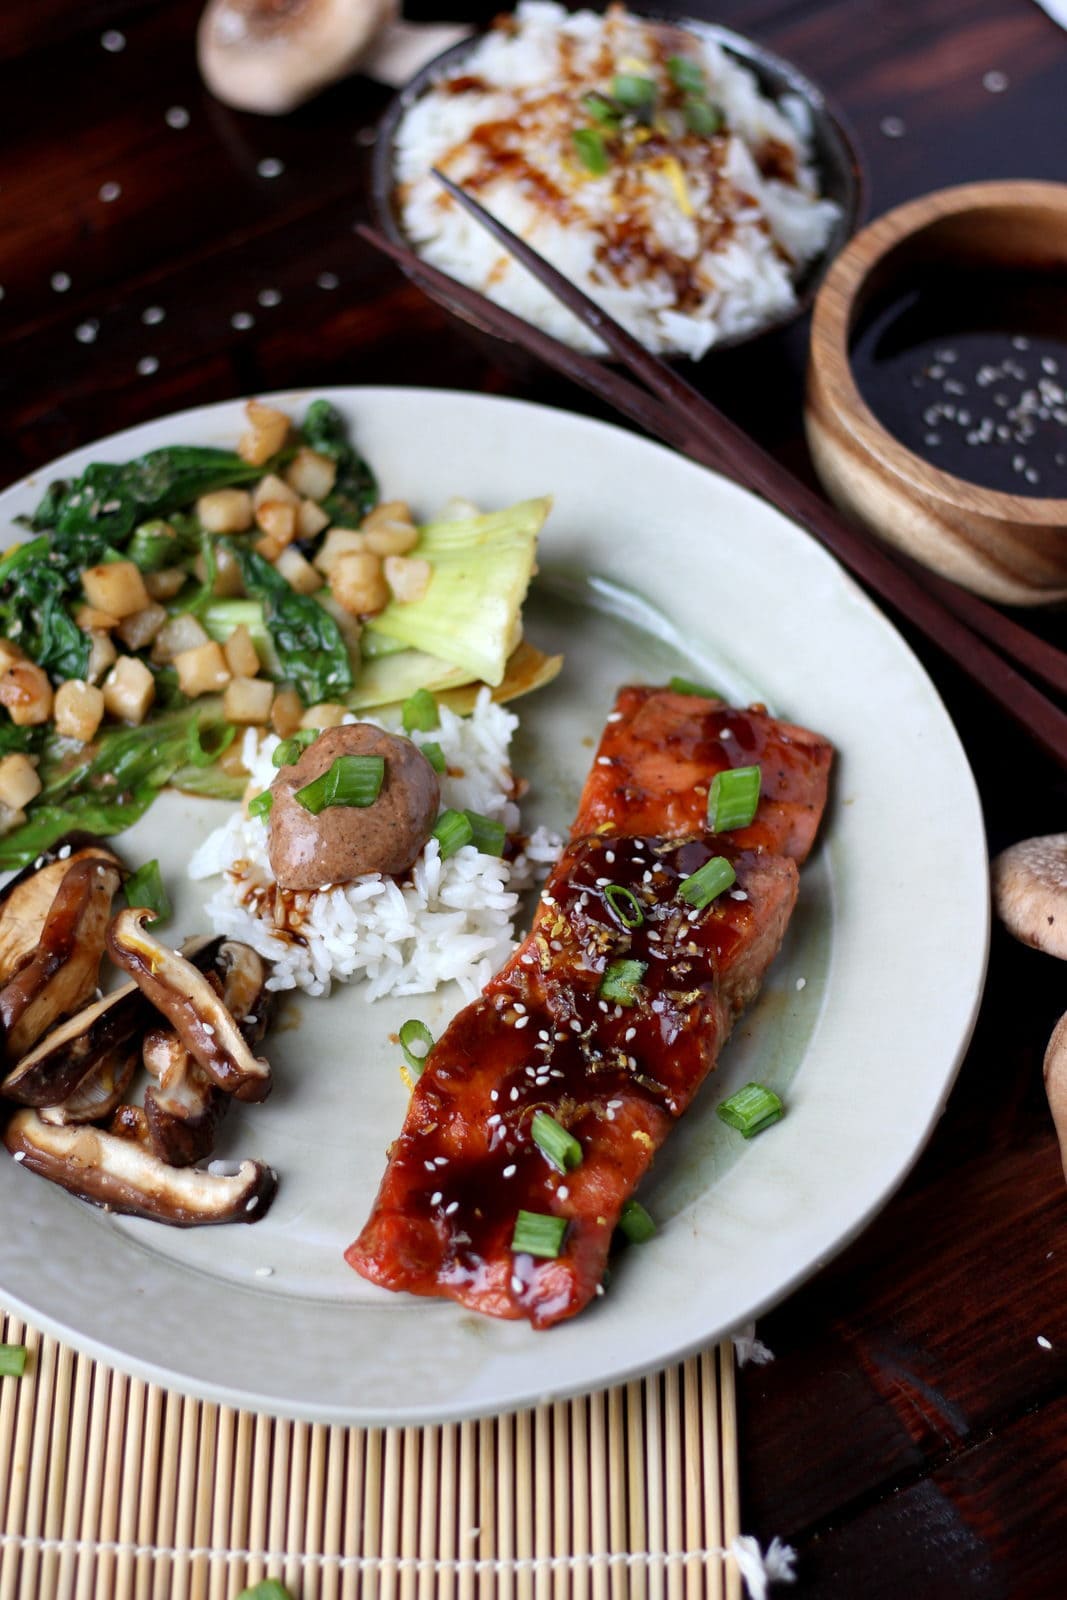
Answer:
[991,832,1067,958]
[198,0,400,115]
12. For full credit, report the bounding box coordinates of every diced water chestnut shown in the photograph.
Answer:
[195,488,253,534]
[81,561,150,620]
[102,656,155,724]
[53,680,105,743]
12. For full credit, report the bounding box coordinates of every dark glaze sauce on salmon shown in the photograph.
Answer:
[348,686,832,1327]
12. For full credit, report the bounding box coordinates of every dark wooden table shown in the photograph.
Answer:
[2,2,1066,1594]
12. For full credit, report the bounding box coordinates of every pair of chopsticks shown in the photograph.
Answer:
[358,176,1067,766]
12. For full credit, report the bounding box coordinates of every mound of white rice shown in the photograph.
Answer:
[188,692,560,1001]
[394,1,842,360]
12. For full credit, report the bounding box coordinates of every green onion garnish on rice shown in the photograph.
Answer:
[464,810,506,857]
[612,73,656,109]
[716,1082,783,1138]
[124,859,171,927]
[402,688,439,733]
[421,740,446,774]
[295,754,385,815]
[667,54,705,94]
[248,789,273,820]
[604,884,644,929]
[582,91,620,126]
[531,1111,582,1173]
[684,97,722,137]
[0,1345,28,1378]
[678,856,735,909]
[707,765,761,832]
[599,958,646,1005]
[432,808,474,858]
[618,1199,656,1244]
[511,1210,568,1259]
[399,1019,434,1077]
[668,675,721,699]
[572,127,610,175]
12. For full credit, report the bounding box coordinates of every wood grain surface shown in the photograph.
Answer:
[1,3,1066,1596]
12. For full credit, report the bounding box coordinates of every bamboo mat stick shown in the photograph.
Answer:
[0,1312,748,1597]
[720,1346,742,1600]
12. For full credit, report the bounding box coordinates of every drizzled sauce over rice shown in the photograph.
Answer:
[394,2,841,359]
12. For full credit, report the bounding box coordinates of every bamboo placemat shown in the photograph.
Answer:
[0,1309,744,1600]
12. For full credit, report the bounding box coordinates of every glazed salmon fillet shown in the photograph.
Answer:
[573,686,832,862]
[347,687,832,1327]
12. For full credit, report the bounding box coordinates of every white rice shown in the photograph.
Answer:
[394,2,841,360]
[188,692,561,1001]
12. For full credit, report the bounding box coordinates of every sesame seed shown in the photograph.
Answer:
[606,711,623,721]
[165,105,190,129]
[136,355,159,376]
[605,851,615,864]
[58,845,71,859]
[796,977,807,991]
[231,311,254,331]
[99,181,121,203]
[1037,1335,1052,1349]
[511,1275,524,1294]
[424,1161,436,1172]
[557,1186,569,1200]
[245,1196,258,1212]
[502,1164,517,1178]
[142,305,165,325]
[596,756,612,766]
[101,29,125,52]
[13,1151,25,1163]
[257,157,285,179]
[510,1087,520,1101]
[625,1027,636,1041]
[445,1201,459,1216]
[490,1090,499,1101]
[595,1284,605,1296]
[75,320,99,344]
[51,272,71,293]
[431,1191,443,1205]
[570,1019,582,1032]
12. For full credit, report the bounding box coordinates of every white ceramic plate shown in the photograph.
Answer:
[0,388,988,1425]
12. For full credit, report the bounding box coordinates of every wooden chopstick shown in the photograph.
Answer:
[361,200,1067,767]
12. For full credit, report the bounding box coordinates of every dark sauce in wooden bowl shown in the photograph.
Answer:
[850,271,1067,498]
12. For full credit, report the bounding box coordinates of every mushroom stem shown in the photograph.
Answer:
[1044,1011,1067,1184]
[107,910,272,1103]
[4,1109,277,1226]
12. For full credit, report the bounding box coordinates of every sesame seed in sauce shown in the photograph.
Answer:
[502,1164,517,1178]
[515,1016,529,1030]
[445,1201,459,1216]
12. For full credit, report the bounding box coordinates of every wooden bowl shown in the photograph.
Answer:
[806,180,1067,606]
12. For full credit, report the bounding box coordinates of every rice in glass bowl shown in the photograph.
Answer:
[374,2,861,360]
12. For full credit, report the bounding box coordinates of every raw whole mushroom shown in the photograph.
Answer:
[991,831,1067,1183]
[198,0,400,114]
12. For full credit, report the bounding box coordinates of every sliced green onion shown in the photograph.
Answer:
[669,674,721,699]
[402,688,439,733]
[707,765,761,832]
[399,1019,434,1077]
[465,810,505,857]
[234,1583,293,1600]
[511,1210,568,1259]
[124,859,171,927]
[295,754,385,815]
[582,91,620,125]
[272,738,301,768]
[604,883,644,929]
[0,1345,27,1378]
[248,789,273,820]
[667,53,705,93]
[612,72,656,108]
[531,1110,582,1173]
[599,958,647,1005]
[128,518,177,572]
[684,96,722,136]
[421,740,446,774]
[432,808,474,858]
[618,1199,656,1244]
[186,716,236,769]
[678,855,735,909]
[572,127,610,175]
[716,1081,784,1138]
